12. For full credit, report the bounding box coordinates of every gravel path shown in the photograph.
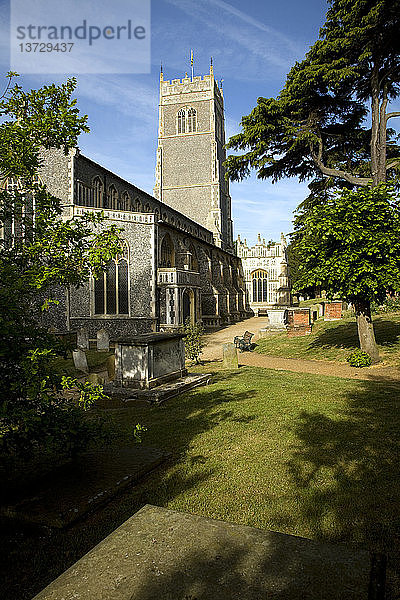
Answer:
[202,317,400,383]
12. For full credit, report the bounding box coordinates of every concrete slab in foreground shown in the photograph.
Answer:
[33,504,378,600]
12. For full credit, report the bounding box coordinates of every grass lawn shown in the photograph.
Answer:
[2,364,400,599]
[255,313,400,366]
[51,349,113,376]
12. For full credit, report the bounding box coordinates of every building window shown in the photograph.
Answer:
[160,234,175,267]
[3,177,35,248]
[107,184,118,210]
[94,242,129,315]
[251,270,267,303]
[92,177,103,208]
[119,191,130,211]
[187,108,197,132]
[177,108,186,134]
[177,107,197,134]
[188,243,198,271]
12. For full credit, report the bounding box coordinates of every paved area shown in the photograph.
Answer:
[202,317,400,382]
[34,504,378,600]
[202,316,271,361]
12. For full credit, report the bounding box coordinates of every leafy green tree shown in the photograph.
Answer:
[292,184,400,362]
[0,73,123,475]
[225,0,400,359]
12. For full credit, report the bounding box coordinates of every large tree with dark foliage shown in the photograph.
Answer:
[226,0,400,361]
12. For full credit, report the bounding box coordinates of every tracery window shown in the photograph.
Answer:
[160,234,175,267]
[107,184,118,210]
[177,108,186,134]
[187,108,197,132]
[177,107,197,134]
[94,242,129,315]
[119,191,130,211]
[251,270,267,303]
[3,177,35,247]
[93,177,103,208]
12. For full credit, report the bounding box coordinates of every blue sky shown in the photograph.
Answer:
[1,0,397,244]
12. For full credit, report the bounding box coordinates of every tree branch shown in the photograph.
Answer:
[310,138,371,187]
[386,158,400,170]
[385,111,400,122]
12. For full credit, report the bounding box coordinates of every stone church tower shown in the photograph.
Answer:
[154,62,234,252]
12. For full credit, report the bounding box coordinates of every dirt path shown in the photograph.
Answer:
[202,317,400,383]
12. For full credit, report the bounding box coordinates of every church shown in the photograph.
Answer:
[36,63,290,340]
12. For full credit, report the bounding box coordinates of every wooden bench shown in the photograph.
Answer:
[233,331,254,352]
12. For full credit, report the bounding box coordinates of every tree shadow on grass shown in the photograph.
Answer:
[286,378,400,597]
[308,319,400,351]
[0,371,259,600]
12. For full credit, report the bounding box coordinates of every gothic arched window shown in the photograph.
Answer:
[94,242,129,315]
[177,108,186,134]
[119,191,130,211]
[107,184,118,210]
[177,108,197,134]
[160,234,175,267]
[251,270,268,303]
[187,108,197,132]
[92,177,103,208]
[3,178,24,247]
[188,243,198,271]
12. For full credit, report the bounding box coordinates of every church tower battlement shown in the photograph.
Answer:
[154,61,234,252]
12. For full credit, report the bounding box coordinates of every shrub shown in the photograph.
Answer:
[182,319,204,364]
[371,296,400,314]
[346,349,372,368]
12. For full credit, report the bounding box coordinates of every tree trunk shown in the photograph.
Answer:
[353,298,380,363]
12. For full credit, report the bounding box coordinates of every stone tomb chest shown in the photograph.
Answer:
[114,333,187,389]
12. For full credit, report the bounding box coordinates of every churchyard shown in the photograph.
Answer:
[255,312,400,366]
[1,310,400,598]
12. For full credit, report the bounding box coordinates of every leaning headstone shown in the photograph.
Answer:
[77,328,89,350]
[106,354,116,381]
[222,343,239,369]
[97,328,109,352]
[72,349,88,373]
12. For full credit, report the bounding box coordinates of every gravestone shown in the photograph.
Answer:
[72,349,88,373]
[222,343,239,369]
[286,308,312,336]
[106,354,116,380]
[324,302,342,321]
[77,327,89,350]
[97,328,109,352]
